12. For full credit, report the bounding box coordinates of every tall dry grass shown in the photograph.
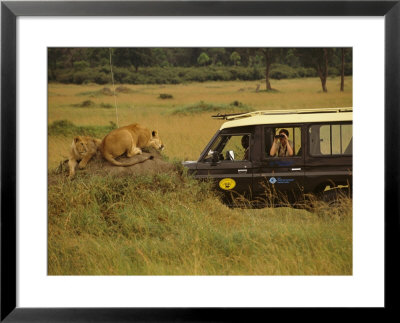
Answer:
[48,172,352,275]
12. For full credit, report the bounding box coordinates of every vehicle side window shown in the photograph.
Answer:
[264,127,302,158]
[203,134,250,162]
[309,123,352,156]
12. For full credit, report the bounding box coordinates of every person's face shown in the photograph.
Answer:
[279,132,287,144]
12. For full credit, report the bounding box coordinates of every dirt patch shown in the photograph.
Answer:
[50,147,176,185]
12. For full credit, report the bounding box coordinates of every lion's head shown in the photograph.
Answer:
[151,130,165,150]
[73,136,89,155]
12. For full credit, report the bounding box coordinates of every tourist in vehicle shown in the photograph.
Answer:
[269,129,294,157]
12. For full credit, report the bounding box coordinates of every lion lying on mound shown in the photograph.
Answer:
[51,146,174,186]
[68,136,101,177]
[101,123,164,166]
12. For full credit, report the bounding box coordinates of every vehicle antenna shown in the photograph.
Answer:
[109,48,119,128]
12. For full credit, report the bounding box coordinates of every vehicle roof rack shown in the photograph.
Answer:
[211,107,352,120]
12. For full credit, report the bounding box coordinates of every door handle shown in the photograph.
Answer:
[291,168,302,171]
[238,169,247,174]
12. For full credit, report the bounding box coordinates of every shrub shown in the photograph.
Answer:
[213,69,232,81]
[80,100,95,107]
[270,64,298,80]
[48,120,116,137]
[344,63,352,76]
[231,100,241,107]
[170,77,182,84]
[184,68,209,82]
[159,93,173,99]
[57,71,74,84]
[99,103,113,109]
[73,70,95,84]
[295,67,317,78]
[328,67,340,77]
[113,67,131,83]
[251,67,264,79]
[93,72,110,85]
[52,65,341,85]
[99,66,110,74]
[48,120,76,135]
[73,61,90,71]
[72,100,96,108]
[171,101,252,116]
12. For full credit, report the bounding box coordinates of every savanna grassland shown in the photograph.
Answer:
[48,76,353,275]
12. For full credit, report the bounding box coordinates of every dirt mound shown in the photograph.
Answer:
[101,87,113,96]
[51,148,176,183]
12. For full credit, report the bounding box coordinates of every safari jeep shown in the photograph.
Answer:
[182,108,352,206]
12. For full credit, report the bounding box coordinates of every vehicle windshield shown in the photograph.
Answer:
[203,134,250,162]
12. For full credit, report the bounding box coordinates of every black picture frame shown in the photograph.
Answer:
[1,1,399,321]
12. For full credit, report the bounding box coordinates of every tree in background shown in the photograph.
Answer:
[151,48,171,67]
[47,47,352,85]
[161,48,191,67]
[232,48,253,67]
[319,48,330,92]
[86,48,109,67]
[283,49,301,67]
[230,51,241,66]
[48,48,64,80]
[207,48,226,65]
[259,48,284,91]
[197,52,210,66]
[112,48,153,72]
[296,48,331,92]
[340,48,345,91]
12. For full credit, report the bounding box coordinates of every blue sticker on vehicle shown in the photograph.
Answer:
[276,177,295,184]
[269,177,295,184]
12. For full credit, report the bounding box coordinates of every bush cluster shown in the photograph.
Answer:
[159,93,174,99]
[171,101,252,116]
[51,64,351,85]
[269,64,317,79]
[48,120,116,138]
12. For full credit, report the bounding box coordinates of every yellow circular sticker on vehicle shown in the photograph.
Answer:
[219,178,236,190]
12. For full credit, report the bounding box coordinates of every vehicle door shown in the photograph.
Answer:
[195,128,254,200]
[253,125,305,203]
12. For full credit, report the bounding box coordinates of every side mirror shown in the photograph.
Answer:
[226,150,234,161]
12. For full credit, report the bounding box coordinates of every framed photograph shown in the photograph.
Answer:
[1,0,399,321]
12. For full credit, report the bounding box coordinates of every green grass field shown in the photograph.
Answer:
[48,77,353,275]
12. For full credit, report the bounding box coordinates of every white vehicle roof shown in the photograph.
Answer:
[218,107,353,130]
